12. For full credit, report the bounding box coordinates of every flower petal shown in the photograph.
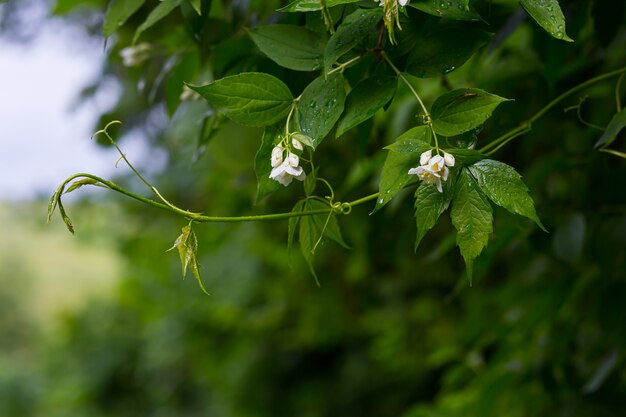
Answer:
[443,152,455,167]
[271,146,284,168]
[420,149,432,166]
[291,138,304,151]
[287,152,299,167]
[429,155,445,172]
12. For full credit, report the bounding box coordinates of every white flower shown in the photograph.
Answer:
[408,149,455,193]
[291,137,304,151]
[443,152,455,167]
[375,0,404,43]
[179,85,201,101]
[271,145,284,168]
[119,42,151,67]
[270,151,305,186]
[420,149,432,165]
[408,165,444,193]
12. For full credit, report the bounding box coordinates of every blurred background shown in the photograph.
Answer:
[1,0,626,416]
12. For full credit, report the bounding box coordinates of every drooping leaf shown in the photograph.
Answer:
[133,0,183,43]
[65,178,99,194]
[297,198,349,284]
[288,199,306,256]
[323,7,382,71]
[254,124,282,203]
[297,73,345,146]
[374,126,433,212]
[279,0,360,13]
[374,153,418,213]
[406,29,491,78]
[189,73,294,126]
[384,125,431,154]
[305,166,317,196]
[451,169,493,284]
[595,107,626,148]
[103,0,146,37]
[169,224,209,295]
[468,159,545,230]
[307,199,350,249]
[247,24,324,71]
[431,88,510,136]
[414,182,453,251]
[336,75,398,137]
[299,211,320,286]
[58,200,75,235]
[520,0,573,42]
[410,0,482,21]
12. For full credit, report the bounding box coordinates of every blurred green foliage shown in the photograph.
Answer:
[2,0,626,415]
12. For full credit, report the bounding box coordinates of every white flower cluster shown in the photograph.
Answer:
[408,150,455,193]
[374,0,409,43]
[119,43,152,67]
[269,137,306,186]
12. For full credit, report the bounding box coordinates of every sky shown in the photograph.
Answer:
[0,5,155,201]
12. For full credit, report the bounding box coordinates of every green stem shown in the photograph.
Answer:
[479,66,626,154]
[347,192,379,207]
[53,176,381,227]
[382,52,442,152]
[327,55,363,75]
[382,52,430,118]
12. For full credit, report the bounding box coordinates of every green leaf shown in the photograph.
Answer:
[305,166,317,196]
[410,0,482,21]
[247,24,324,71]
[58,200,75,235]
[336,75,397,138]
[405,29,491,78]
[595,107,626,148]
[468,159,545,230]
[169,224,209,296]
[254,124,282,203]
[445,148,485,165]
[374,126,432,212]
[451,169,493,284]
[299,212,320,286]
[374,153,418,213]
[323,7,382,71]
[297,73,345,146]
[414,182,453,251]
[189,73,294,127]
[47,190,60,224]
[288,199,306,256]
[431,88,510,136]
[520,0,573,42]
[103,0,146,37]
[133,0,183,43]
[65,178,99,194]
[279,0,360,12]
[307,199,350,249]
[384,126,431,154]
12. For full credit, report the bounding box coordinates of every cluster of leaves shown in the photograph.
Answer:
[5,0,626,416]
[44,0,626,289]
[106,0,569,282]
